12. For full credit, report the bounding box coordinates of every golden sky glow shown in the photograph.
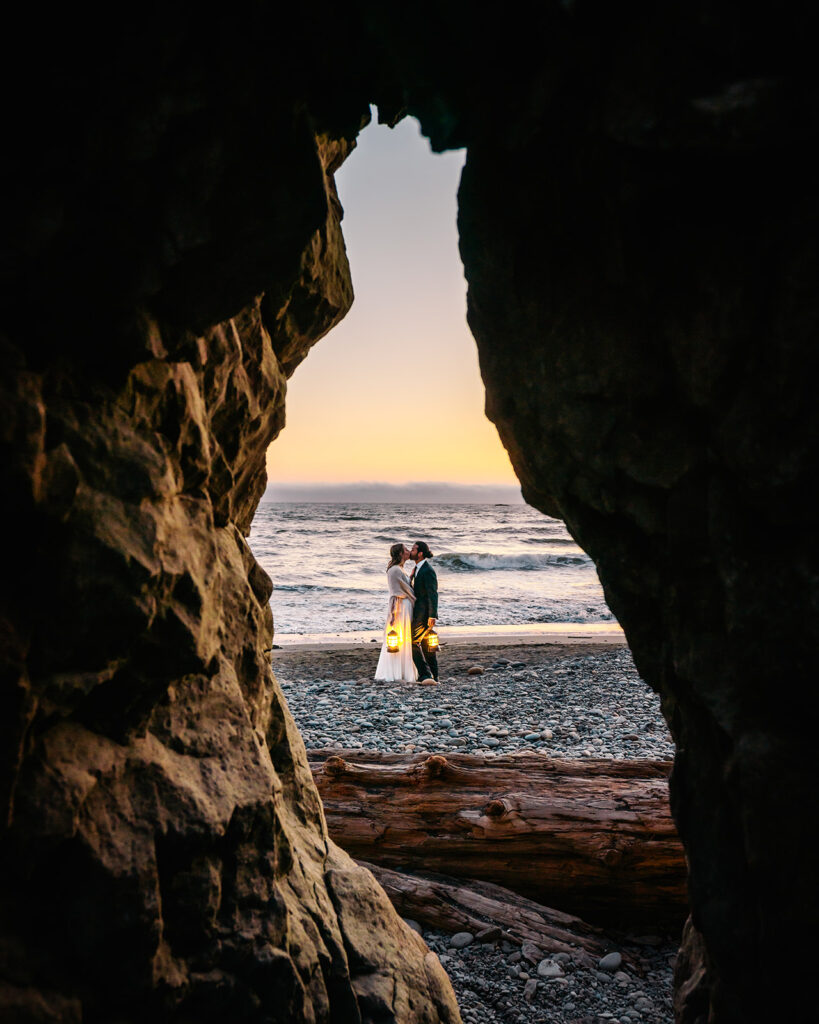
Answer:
[265,115,518,487]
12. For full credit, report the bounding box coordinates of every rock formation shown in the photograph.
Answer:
[451,18,819,1022]
[0,15,459,1020]
[1,4,816,1022]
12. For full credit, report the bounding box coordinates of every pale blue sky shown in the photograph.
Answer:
[265,113,518,496]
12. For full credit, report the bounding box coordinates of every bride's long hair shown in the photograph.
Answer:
[386,543,404,571]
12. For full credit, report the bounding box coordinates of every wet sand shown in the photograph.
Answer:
[272,624,626,682]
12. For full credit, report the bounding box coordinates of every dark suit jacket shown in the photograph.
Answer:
[412,561,438,624]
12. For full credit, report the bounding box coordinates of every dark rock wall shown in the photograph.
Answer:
[445,11,819,1024]
[1,4,816,1022]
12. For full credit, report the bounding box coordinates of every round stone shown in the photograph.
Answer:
[467,665,485,676]
[450,931,475,949]
[537,959,564,978]
[598,951,623,971]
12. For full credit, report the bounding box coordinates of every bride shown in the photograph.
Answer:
[374,543,417,683]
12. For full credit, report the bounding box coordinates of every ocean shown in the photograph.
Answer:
[249,502,614,637]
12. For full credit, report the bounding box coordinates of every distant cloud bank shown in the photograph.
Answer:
[262,482,525,504]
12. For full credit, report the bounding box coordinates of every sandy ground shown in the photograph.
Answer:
[272,627,627,683]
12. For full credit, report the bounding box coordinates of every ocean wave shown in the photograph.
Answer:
[275,583,375,594]
[485,524,563,536]
[274,602,614,633]
[373,531,453,544]
[435,552,588,572]
[525,537,578,546]
[531,606,616,623]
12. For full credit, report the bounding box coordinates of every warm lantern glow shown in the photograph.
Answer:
[426,629,439,651]
[386,628,400,653]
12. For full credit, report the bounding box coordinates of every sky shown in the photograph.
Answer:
[263,113,520,502]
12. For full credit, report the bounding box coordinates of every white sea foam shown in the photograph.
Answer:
[436,552,588,571]
[250,501,613,634]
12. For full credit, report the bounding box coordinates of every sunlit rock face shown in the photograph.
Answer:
[1,4,816,1023]
[0,15,459,1023]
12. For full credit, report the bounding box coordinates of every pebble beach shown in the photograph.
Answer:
[275,637,674,763]
[423,929,675,1024]
[274,635,679,1023]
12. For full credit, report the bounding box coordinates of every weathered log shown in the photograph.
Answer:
[360,862,623,967]
[310,750,686,929]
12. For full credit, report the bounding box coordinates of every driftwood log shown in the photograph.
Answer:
[310,750,687,929]
[360,862,628,967]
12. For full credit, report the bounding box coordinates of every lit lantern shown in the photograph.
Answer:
[426,629,439,651]
[386,628,400,654]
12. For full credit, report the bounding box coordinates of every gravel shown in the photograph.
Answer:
[276,645,674,761]
[424,929,676,1024]
[276,641,677,1022]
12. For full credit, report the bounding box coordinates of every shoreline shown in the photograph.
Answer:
[273,621,625,652]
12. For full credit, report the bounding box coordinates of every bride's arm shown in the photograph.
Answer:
[397,572,416,601]
[386,565,403,598]
[387,565,416,602]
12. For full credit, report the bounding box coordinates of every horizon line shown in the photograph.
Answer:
[262,481,525,504]
[265,480,521,487]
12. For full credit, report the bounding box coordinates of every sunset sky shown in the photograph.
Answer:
[264,114,519,497]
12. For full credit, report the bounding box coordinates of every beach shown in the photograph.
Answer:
[273,626,674,764]
[274,627,677,1024]
[259,491,676,1022]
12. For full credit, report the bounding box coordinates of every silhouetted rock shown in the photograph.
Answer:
[1,4,816,1022]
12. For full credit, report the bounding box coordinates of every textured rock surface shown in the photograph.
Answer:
[447,14,819,1024]
[0,16,460,1022]
[0,282,460,1023]
[1,4,817,1023]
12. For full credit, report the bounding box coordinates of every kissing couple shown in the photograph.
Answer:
[374,541,439,684]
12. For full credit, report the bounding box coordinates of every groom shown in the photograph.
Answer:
[409,541,438,684]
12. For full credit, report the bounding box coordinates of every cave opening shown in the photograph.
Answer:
[253,111,617,643]
[245,113,682,1019]
[262,112,515,501]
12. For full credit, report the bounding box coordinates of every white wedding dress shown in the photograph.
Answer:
[374,564,417,682]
